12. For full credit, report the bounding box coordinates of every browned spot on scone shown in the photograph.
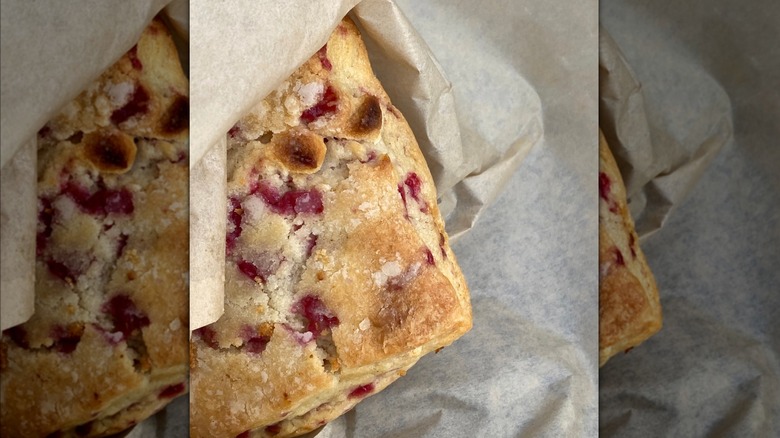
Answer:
[269,131,326,174]
[160,95,189,135]
[258,131,273,144]
[67,131,84,144]
[0,343,7,371]
[189,342,199,371]
[258,322,275,338]
[599,268,650,346]
[349,95,383,137]
[82,130,137,173]
[325,356,340,373]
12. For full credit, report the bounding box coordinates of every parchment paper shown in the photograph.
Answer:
[599,1,780,436]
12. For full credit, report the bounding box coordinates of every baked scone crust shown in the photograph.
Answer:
[599,130,662,366]
[0,19,189,437]
[190,18,471,438]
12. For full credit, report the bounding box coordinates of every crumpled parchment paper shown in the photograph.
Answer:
[599,1,780,436]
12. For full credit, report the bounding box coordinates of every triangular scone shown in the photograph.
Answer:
[599,130,662,366]
[190,18,472,438]
[0,19,189,437]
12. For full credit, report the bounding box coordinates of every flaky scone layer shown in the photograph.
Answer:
[190,18,471,438]
[0,19,189,437]
[598,130,662,366]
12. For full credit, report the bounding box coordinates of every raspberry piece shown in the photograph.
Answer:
[284,325,314,346]
[599,172,611,201]
[53,335,81,354]
[404,172,428,213]
[245,337,270,354]
[360,150,377,164]
[293,295,339,337]
[280,189,323,215]
[111,85,150,125]
[237,260,264,283]
[101,295,150,340]
[37,197,55,256]
[439,232,448,259]
[305,234,318,258]
[46,259,77,283]
[62,182,134,216]
[127,45,143,70]
[161,95,189,135]
[300,85,338,124]
[598,172,619,213]
[194,326,219,349]
[256,182,323,215]
[226,196,244,255]
[236,252,282,282]
[103,188,134,214]
[348,383,375,399]
[404,173,423,201]
[265,424,282,436]
[614,248,625,266]
[116,234,129,257]
[74,421,93,436]
[317,45,332,71]
[51,325,82,354]
[398,183,408,218]
[629,233,637,258]
[3,325,29,349]
[38,125,52,138]
[425,248,435,265]
[240,326,271,355]
[159,383,186,399]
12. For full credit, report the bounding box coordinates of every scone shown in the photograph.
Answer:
[599,130,662,366]
[0,19,189,437]
[190,18,472,438]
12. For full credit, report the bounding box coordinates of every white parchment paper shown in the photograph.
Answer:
[599,1,780,436]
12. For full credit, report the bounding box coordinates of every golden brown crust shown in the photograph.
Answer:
[81,130,138,174]
[190,18,471,437]
[266,130,328,174]
[0,19,188,437]
[598,130,662,366]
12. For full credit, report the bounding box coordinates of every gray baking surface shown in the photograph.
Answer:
[600,1,780,436]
